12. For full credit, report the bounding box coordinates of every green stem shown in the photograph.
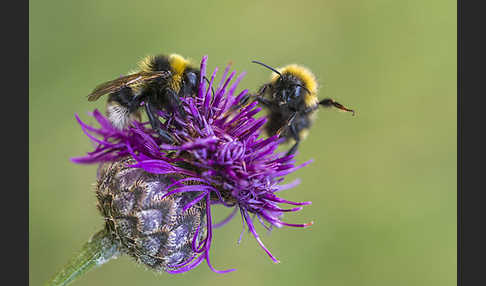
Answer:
[44,229,121,286]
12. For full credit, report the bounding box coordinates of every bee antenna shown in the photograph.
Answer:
[251,60,282,77]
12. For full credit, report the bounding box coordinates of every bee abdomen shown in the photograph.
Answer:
[96,158,207,272]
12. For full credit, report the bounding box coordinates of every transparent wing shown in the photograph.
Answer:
[87,71,171,101]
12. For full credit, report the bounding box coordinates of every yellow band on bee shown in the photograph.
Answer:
[168,54,191,76]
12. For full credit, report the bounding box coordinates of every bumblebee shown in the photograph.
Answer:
[87,54,200,143]
[240,61,355,155]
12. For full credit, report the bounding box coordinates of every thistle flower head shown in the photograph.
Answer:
[73,56,313,273]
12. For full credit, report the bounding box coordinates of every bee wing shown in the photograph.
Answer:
[87,71,171,102]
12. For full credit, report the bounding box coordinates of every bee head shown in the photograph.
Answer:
[178,69,198,97]
[185,70,199,89]
[252,61,315,108]
[275,75,311,108]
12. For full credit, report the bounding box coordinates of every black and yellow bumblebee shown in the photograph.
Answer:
[238,61,355,155]
[87,53,200,143]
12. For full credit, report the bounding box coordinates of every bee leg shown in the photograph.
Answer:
[228,83,272,112]
[280,111,299,156]
[231,93,271,112]
[225,93,253,115]
[127,92,147,113]
[167,88,187,118]
[144,100,174,144]
[286,124,301,156]
[238,93,252,107]
[255,96,273,108]
[252,84,274,107]
[256,83,270,97]
[319,98,355,116]
[276,111,297,136]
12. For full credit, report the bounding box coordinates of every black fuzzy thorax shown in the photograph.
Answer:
[141,55,173,109]
[146,55,172,72]
[142,55,199,111]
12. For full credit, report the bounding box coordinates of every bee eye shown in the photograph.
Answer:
[293,85,302,98]
[186,72,198,88]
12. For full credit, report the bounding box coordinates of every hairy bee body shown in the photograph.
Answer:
[105,87,142,130]
[88,54,200,142]
[249,61,354,155]
[264,105,316,144]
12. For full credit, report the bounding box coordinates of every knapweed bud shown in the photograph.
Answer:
[95,157,207,272]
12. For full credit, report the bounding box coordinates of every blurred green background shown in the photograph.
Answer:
[29,0,456,285]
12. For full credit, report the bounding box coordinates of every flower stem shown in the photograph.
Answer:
[44,229,121,286]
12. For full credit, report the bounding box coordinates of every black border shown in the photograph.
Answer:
[459,0,486,285]
[6,0,28,285]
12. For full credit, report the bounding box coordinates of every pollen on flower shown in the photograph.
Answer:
[73,55,313,273]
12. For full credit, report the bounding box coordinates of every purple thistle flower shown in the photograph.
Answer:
[73,56,313,273]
